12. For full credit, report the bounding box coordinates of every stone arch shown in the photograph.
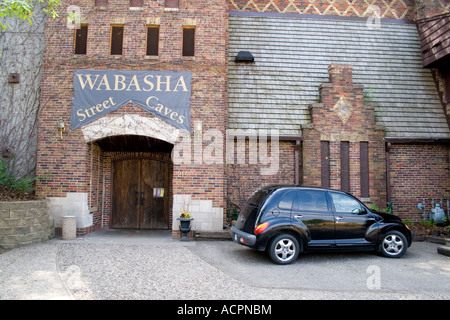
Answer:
[80,114,182,145]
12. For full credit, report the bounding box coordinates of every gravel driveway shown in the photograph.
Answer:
[1,230,449,300]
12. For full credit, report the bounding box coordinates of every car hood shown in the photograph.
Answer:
[372,210,403,223]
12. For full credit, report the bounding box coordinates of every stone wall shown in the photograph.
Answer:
[0,200,54,249]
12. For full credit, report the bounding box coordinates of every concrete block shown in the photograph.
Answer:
[49,193,91,228]
[211,218,223,231]
[199,200,212,213]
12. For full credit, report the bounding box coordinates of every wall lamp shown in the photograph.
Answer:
[58,120,65,139]
[195,121,202,138]
[235,51,254,63]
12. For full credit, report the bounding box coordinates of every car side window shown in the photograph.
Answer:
[278,191,296,210]
[330,192,362,214]
[297,190,328,212]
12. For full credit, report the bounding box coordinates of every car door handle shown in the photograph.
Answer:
[293,215,303,219]
[335,216,344,221]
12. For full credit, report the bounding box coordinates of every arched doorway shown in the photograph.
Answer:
[95,135,173,230]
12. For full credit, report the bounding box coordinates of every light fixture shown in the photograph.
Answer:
[235,51,254,63]
[8,73,20,83]
[58,120,65,139]
[195,121,202,137]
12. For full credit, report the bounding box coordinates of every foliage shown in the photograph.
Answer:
[0,0,61,30]
[0,158,46,194]
[179,212,192,219]
[363,87,377,104]
[369,203,393,214]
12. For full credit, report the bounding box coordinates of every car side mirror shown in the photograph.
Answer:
[352,208,366,215]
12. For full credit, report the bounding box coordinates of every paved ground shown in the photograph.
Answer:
[0,229,449,300]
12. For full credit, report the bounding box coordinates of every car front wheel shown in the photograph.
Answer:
[380,230,408,258]
[268,234,300,265]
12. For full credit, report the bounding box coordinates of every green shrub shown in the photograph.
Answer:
[0,159,41,194]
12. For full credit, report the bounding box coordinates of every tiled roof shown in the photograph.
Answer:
[228,13,450,138]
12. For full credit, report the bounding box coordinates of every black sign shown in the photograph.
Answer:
[71,69,192,132]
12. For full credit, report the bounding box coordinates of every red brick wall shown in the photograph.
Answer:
[389,143,450,221]
[302,64,386,207]
[227,140,296,210]
[36,0,229,231]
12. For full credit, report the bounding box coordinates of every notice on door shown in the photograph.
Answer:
[71,69,192,132]
[153,188,164,198]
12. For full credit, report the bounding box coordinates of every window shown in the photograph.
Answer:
[182,27,195,57]
[110,25,124,55]
[146,26,159,56]
[74,25,88,55]
[340,141,350,192]
[297,190,328,212]
[360,142,369,198]
[330,192,361,214]
[165,0,179,8]
[320,141,330,188]
[95,0,108,6]
[278,191,296,210]
[130,0,143,7]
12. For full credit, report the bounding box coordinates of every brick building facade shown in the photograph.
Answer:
[36,0,228,235]
[33,0,449,237]
[226,0,450,221]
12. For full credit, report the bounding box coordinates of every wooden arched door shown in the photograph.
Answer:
[111,158,169,229]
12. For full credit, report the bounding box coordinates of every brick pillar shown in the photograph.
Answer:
[328,64,353,87]
[302,64,386,206]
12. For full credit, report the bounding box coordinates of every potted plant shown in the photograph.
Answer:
[177,212,194,241]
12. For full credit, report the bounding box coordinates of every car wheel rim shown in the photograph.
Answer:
[274,239,296,262]
[382,234,404,256]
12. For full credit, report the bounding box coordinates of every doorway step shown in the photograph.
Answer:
[195,231,231,241]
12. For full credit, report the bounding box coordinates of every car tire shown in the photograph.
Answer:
[268,234,300,265]
[379,230,408,258]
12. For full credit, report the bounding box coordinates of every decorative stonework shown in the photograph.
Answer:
[229,0,415,19]
[81,113,181,145]
[302,64,387,205]
[333,96,353,124]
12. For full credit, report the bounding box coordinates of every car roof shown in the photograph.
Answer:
[258,185,352,196]
[260,185,335,191]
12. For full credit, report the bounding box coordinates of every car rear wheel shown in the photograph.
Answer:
[268,234,300,265]
[380,230,408,258]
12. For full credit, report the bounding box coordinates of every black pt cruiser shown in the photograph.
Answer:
[230,186,414,264]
